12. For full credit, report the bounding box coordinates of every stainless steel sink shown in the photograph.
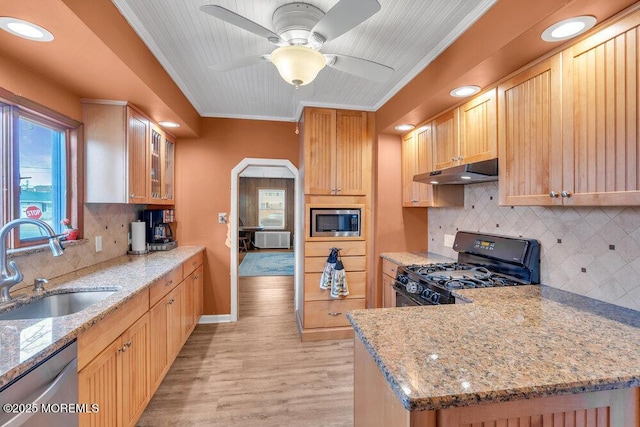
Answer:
[0,291,115,321]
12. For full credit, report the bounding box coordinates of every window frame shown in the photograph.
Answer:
[0,88,84,249]
[257,188,286,230]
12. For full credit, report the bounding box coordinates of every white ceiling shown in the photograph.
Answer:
[111,0,497,122]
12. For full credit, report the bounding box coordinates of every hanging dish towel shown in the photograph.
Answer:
[330,251,349,298]
[320,247,339,290]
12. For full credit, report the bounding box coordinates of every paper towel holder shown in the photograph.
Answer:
[128,220,149,256]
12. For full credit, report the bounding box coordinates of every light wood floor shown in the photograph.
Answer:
[137,275,354,426]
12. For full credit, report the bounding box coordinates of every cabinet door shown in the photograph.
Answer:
[167,285,183,362]
[163,135,175,204]
[149,297,169,394]
[382,274,396,308]
[336,110,369,195]
[79,340,120,427]
[120,313,150,427]
[194,265,204,318]
[432,110,459,170]
[401,132,419,205]
[498,54,562,206]
[414,125,435,205]
[149,124,163,203]
[458,88,497,164]
[304,108,336,195]
[126,107,149,204]
[182,275,195,340]
[562,12,640,206]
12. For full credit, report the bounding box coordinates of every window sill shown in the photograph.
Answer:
[7,239,88,260]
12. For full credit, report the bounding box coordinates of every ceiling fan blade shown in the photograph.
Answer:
[209,55,269,72]
[311,0,381,42]
[200,5,283,45]
[325,54,393,83]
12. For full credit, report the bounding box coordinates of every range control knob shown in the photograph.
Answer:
[397,274,409,285]
[406,281,423,294]
[430,293,440,304]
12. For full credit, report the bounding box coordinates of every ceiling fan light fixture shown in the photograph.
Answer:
[270,45,326,88]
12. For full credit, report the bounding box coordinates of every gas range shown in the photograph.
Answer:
[393,231,540,306]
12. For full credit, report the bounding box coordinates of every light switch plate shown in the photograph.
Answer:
[444,234,455,248]
[95,235,103,252]
[218,212,227,224]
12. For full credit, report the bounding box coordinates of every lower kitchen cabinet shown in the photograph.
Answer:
[78,313,150,427]
[382,258,399,308]
[78,251,204,426]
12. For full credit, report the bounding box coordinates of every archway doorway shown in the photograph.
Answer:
[230,158,302,321]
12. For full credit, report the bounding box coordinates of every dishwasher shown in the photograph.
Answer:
[0,340,78,427]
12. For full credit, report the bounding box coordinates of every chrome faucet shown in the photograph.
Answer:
[0,218,64,303]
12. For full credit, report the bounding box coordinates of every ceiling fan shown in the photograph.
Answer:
[200,0,394,88]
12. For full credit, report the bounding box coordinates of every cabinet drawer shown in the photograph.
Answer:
[78,289,149,370]
[305,256,366,273]
[304,271,366,301]
[149,266,183,307]
[305,240,366,257]
[382,259,399,278]
[304,299,365,328]
[182,251,204,279]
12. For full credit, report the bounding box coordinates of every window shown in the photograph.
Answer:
[1,89,82,249]
[258,188,285,229]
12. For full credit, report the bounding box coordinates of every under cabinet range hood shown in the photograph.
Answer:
[414,158,498,185]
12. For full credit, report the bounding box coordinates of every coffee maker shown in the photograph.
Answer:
[141,209,177,251]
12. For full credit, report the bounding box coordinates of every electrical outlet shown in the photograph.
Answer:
[218,212,227,224]
[444,234,455,248]
[95,235,103,252]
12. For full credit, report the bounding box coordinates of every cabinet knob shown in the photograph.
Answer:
[328,312,342,317]
[336,188,342,193]
[561,191,572,198]
[168,298,175,305]
[130,194,136,198]
[194,275,199,280]
[458,156,463,161]
[549,191,559,198]
[411,199,418,203]
[451,157,457,162]
[166,280,173,287]
[125,341,132,348]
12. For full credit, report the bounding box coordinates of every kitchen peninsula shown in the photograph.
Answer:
[348,282,640,426]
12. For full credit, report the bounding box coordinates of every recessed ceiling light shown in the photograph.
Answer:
[430,180,439,185]
[460,176,472,180]
[0,17,54,42]
[541,16,596,42]
[450,85,481,98]
[159,121,180,128]
[395,124,415,132]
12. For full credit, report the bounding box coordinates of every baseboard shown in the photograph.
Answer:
[300,325,354,342]
[197,314,233,324]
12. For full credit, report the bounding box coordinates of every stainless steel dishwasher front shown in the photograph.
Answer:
[0,340,78,427]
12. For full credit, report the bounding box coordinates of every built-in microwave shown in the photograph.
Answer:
[310,208,361,237]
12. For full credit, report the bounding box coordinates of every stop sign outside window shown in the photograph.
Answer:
[25,206,42,219]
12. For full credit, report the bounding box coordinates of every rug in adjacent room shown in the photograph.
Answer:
[239,252,294,277]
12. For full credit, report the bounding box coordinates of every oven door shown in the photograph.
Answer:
[395,291,420,307]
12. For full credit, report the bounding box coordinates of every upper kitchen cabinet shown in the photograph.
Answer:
[560,10,640,206]
[149,124,176,205]
[303,108,371,196]
[84,100,150,204]
[402,126,463,207]
[498,55,562,206]
[500,9,640,206]
[432,89,497,171]
[83,100,176,205]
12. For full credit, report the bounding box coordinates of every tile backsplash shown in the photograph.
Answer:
[8,204,141,294]
[428,182,640,311]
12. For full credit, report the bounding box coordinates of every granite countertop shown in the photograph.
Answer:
[348,284,640,411]
[0,246,204,388]
[380,251,455,266]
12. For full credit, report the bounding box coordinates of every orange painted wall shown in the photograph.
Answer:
[175,118,299,315]
[373,133,427,306]
[0,53,81,121]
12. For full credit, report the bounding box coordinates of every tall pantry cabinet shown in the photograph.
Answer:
[297,107,374,341]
